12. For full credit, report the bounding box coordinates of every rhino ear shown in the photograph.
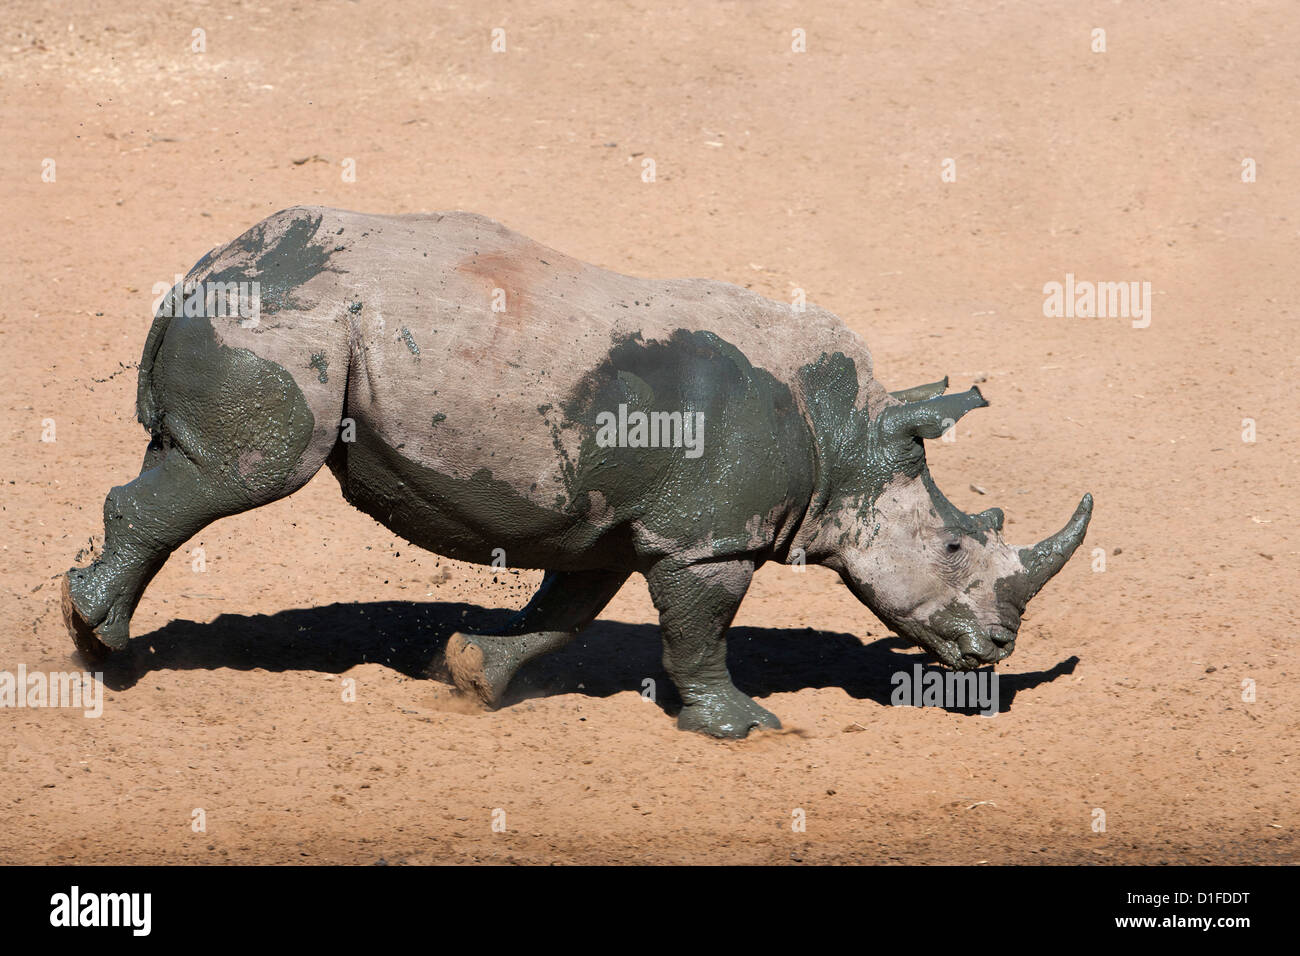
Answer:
[889,376,949,403]
[972,507,1005,533]
[878,386,988,447]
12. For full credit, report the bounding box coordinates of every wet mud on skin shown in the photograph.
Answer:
[149,314,317,500]
[201,211,344,318]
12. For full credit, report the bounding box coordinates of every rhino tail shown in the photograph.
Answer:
[135,298,174,437]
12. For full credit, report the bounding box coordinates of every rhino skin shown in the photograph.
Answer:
[63,206,1093,738]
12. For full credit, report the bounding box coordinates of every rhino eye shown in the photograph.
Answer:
[945,539,962,554]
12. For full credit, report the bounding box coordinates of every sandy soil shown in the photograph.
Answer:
[1,0,1296,865]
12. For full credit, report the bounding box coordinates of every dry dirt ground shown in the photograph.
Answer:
[1,0,1296,865]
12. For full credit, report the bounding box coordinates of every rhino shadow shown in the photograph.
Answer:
[86,600,1077,716]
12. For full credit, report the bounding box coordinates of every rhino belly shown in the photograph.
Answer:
[326,411,635,571]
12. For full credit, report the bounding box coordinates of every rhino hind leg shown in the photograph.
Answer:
[64,436,332,659]
[64,440,251,658]
[445,568,628,707]
[64,319,340,659]
[645,558,780,738]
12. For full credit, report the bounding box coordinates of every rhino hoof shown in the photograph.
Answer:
[677,687,782,739]
[61,573,119,661]
[444,632,505,708]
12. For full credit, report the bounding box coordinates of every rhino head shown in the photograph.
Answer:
[818,379,1092,670]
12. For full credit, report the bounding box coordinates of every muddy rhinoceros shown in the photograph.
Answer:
[63,206,1092,737]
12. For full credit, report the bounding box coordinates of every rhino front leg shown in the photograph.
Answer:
[444,568,628,706]
[645,558,780,738]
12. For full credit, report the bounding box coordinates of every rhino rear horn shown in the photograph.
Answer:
[878,386,988,446]
[889,376,949,403]
[1017,493,1094,603]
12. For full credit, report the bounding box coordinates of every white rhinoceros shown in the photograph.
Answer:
[64,207,1092,737]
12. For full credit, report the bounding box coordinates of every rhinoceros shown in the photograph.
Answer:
[63,206,1092,737]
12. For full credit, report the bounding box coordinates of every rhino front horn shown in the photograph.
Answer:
[1017,493,1094,602]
